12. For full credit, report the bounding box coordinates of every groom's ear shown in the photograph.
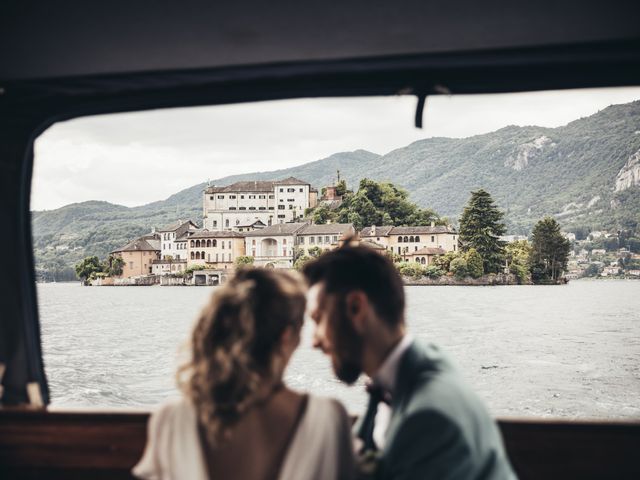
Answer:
[345,290,368,335]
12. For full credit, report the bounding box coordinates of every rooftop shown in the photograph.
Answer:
[299,223,354,235]
[244,223,308,236]
[412,247,447,255]
[359,226,394,237]
[112,237,160,253]
[188,230,245,239]
[158,219,199,238]
[236,219,266,228]
[205,177,310,194]
[360,225,456,236]
[361,239,387,250]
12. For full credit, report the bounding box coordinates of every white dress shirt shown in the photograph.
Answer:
[371,335,414,448]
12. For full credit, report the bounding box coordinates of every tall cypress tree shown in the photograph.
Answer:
[530,217,571,283]
[459,189,507,274]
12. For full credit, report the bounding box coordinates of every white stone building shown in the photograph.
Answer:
[157,220,199,260]
[202,177,317,230]
[244,223,307,268]
[295,223,355,255]
[359,224,459,258]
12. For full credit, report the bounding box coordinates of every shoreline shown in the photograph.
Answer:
[401,273,524,286]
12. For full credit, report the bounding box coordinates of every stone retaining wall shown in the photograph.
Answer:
[403,273,520,286]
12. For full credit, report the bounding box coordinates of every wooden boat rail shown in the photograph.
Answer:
[1,408,639,479]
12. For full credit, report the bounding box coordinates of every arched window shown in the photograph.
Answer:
[201,251,205,260]
[415,258,420,263]
[206,239,211,247]
[190,240,194,247]
[195,240,201,247]
[283,238,287,245]
[228,241,231,248]
[409,236,414,243]
[190,252,194,260]
[404,236,409,242]
[415,236,420,242]
[398,237,403,243]
[421,257,426,265]
[213,239,217,247]
[195,251,200,260]
[225,219,230,228]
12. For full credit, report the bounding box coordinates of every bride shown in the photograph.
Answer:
[133,268,354,480]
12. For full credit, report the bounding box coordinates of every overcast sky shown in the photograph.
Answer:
[32,87,640,211]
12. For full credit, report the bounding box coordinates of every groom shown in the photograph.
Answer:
[303,243,516,480]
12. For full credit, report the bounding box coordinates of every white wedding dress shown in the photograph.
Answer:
[133,395,355,480]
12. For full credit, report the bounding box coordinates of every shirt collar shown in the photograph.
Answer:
[372,334,413,396]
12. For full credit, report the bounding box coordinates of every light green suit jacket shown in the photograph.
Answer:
[375,341,517,480]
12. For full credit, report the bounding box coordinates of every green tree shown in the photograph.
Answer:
[583,263,601,277]
[235,256,254,268]
[307,246,323,258]
[310,204,335,225]
[396,261,425,279]
[505,240,532,284]
[335,178,442,230]
[464,248,484,278]
[627,237,640,253]
[424,264,444,279]
[450,256,469,279]
[294,255,312,272]
[74,256,103,284]
[530,217,571,284]
[335,179,348,197]
[105,255,125,277]
[433,251,460,272]
[459,189,506,273]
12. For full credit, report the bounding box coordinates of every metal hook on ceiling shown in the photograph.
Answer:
[415,93,427,129]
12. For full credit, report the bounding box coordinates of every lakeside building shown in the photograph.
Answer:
[244,223,307,269]
[202,177,318,230]
[244,222,356,268]
[157,219,199,260]
[111,235,161,278]
[236,219,267,232]
[406,247,447,265]
[359,224,458,258]
[317,184,344,210]
[295,223,355,255]
[186,230,246,269]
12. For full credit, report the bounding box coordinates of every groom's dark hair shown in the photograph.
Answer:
[303,240,405,327]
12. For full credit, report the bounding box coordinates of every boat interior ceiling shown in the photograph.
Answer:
[1,0,640,478]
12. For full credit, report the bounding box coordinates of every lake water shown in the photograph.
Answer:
[38,280,640,419]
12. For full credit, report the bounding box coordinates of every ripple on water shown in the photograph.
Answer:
[38,281,640,419]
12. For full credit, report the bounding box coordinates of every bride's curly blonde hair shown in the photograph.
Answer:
[177,268,306,446]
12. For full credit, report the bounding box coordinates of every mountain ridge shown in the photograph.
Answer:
[32,100,640,280]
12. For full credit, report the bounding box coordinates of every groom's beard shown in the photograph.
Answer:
[331,299,363,385]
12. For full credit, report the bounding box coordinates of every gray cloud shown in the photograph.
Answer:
[32,88,640,211]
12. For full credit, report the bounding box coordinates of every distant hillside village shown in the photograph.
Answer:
[95,177,459,286]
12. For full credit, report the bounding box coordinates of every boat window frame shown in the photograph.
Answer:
[4,40,640,407]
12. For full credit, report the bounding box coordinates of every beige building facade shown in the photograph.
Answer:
[111,236,161,278]
[359,224,458,259]
[295,223,355,255]
[187,230,246,269]
[244,223,306,269]
[406,247,447,266]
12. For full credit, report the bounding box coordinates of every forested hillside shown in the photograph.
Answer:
[33,101,640,280]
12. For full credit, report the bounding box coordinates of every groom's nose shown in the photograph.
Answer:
[312,321,327,352]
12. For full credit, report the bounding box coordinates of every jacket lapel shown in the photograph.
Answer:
[383,341,441,451]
